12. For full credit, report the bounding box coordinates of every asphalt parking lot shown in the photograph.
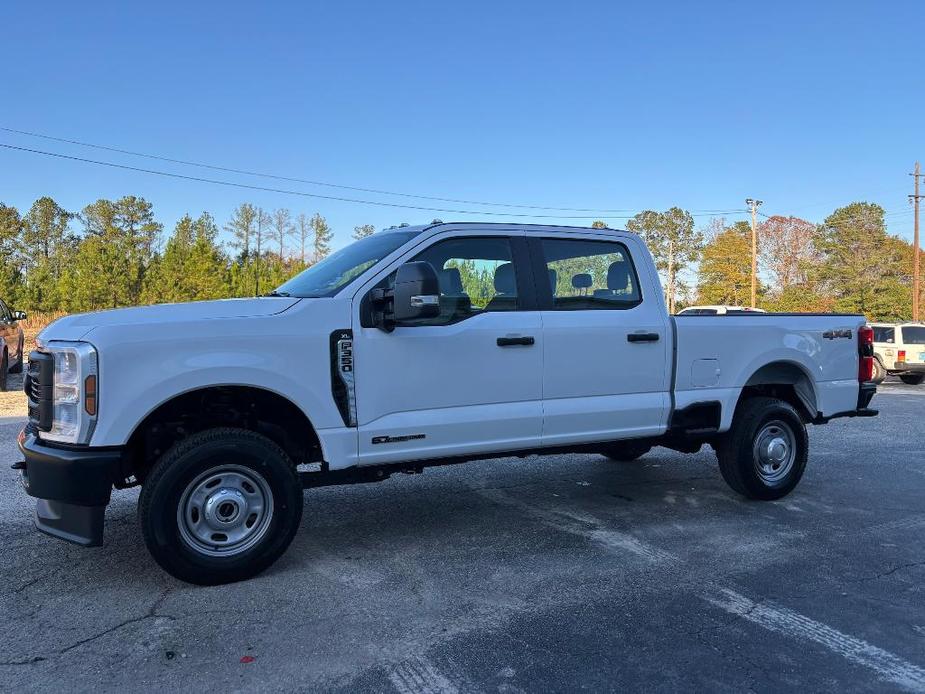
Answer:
[1,379,924,693]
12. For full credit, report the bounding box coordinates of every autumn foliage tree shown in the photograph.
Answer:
[758,215,817,289]
[696,221,755,305]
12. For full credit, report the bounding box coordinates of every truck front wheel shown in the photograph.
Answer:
[715,397,808,500]
[139,428,303,585]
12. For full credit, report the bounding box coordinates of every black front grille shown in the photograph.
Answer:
[25,351,53,431]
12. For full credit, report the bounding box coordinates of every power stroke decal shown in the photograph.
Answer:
[371,434,426,445]
[329,329,357,427]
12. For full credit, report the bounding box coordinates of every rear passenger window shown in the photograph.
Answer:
[873,326,895,343]
[539,239,641,310]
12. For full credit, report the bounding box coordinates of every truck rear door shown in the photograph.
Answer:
[529,234,672,446]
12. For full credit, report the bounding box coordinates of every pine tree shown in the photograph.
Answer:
[77,200,134,309]
[626,208,702,313]
[353,224,375,240]
[187,213,228,300]
[225,203,257,261]
[21,197,75,311]
[813,202,907,319]
[271,208,293,259]
[144,212,228,304]
[311,213,333,261]
[0,203,25,306]
[295,213,312,266]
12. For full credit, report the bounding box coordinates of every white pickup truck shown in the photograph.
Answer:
[16,222,878,584]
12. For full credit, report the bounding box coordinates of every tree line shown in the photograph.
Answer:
[0,195,919,322]
[604,202,922,321]
[0,196,378,314]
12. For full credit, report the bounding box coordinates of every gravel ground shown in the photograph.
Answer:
[1,380,923,693]
[0,371,26,418]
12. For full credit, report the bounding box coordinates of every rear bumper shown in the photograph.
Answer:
[892,362,925,373]
[813,382,878,424]
[16,431,123,546]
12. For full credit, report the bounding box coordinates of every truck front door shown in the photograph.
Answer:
[351,231,544,465]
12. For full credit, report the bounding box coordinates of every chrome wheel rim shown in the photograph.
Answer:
[177,464,274,557]
[753,420,796,486]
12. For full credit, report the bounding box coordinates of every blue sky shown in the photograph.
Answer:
[1,1,922,251]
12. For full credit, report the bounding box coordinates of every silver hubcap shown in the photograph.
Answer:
[177,465,274,557]
[753,420,796,486]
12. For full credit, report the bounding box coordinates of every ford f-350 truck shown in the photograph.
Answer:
[16,222,878,584]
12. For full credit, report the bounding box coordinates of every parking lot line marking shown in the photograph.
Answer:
[705,588,925,693]
[477,488,678,564]
[387,656,461,694]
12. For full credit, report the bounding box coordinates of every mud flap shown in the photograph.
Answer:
[34,499,105,547]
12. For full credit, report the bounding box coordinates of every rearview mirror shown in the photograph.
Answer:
[392,261,440,322]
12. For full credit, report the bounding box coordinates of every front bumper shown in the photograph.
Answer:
[16,432,124,546]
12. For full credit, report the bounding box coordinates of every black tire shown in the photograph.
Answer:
[715,396,808,500]
[0,352,8,391]
[899,373,925,385]
[139,427,303,585]
[871,358,886,384]
[601,440,653,462]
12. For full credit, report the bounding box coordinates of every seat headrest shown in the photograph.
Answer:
[438,267,464,295]
[493,263,516,294]
[607,261,630,291]
[572,273,592,289]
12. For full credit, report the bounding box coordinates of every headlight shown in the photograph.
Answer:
[41,342,98,444]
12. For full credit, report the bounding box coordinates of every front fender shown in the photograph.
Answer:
[86,315,343,446]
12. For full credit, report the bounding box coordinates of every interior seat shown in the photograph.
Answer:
[485,263,518,311]
[593,261,631,299]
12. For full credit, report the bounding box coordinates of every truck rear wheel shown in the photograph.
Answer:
[715,397,807,500]
[139,428,303,585]
[900,373,925,385]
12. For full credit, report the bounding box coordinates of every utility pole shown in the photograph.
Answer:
[667,237,675,314]
[745,198,763,308]
[910,162,922,322]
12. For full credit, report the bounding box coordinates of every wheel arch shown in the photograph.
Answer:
[738,360,818,421]
[122,385,324,485]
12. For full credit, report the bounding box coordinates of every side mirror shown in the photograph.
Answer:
[11,310,26,321]
[392,261,440,322]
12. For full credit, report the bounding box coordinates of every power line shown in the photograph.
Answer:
[0,142,749,220]
[0,126,742,216]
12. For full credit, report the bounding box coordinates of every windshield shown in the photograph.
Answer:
[902,326,925,344]
[275,230,420,297]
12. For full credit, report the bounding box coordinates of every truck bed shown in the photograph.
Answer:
[672,313,866,431]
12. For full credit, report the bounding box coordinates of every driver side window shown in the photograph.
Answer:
[402,236,520,326]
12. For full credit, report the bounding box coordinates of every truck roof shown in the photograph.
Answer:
[385,221,630,236]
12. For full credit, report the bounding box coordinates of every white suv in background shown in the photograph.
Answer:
[870,322,925,385]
